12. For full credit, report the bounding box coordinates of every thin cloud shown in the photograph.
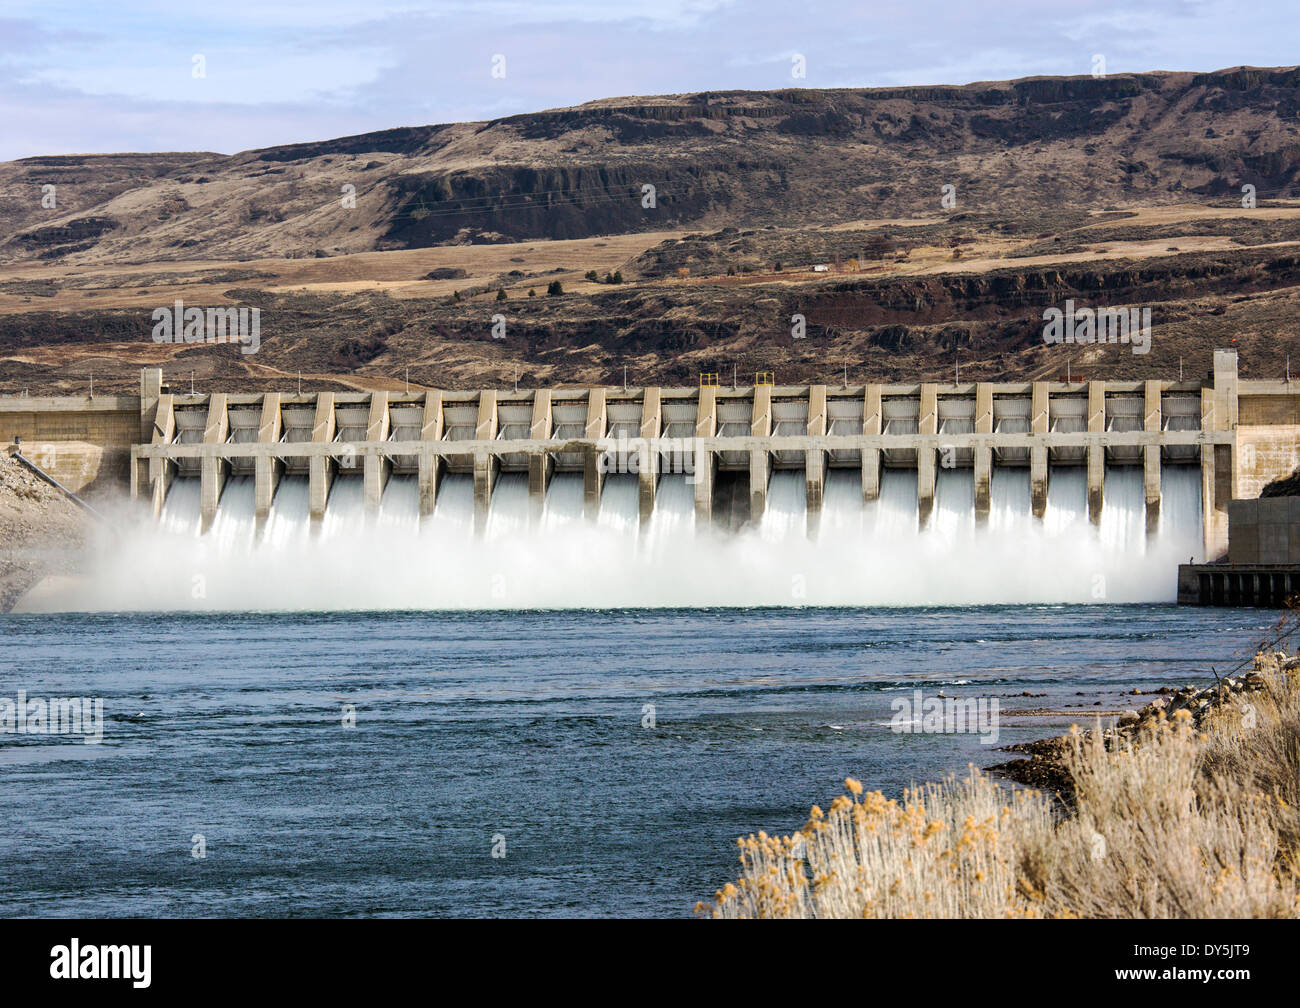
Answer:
[0,0,1295,160]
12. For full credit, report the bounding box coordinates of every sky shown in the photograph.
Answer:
[0,0,1295,161]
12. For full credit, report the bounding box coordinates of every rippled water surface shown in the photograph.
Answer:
[0,605,1273,917]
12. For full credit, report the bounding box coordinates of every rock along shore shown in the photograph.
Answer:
[988,659,1284,800]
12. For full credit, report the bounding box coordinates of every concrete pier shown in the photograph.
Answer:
[1087,382,1104,525]
[1204,350,1239,558]
[1027,446,1046,519]
[473,451,496,534]
[748,449,769,525]
[749,384,772,523]
[694,384,717,526]
[638,387,660,527]
[254,392,281,531]
[200,393,228,533]
[419,453,442,519]
[916,447,936,528]
[1086,443,1104,526]
[309,392,335,527]
[136,367,164,502]
[418,390,444,518]
[583,390,606,522]
[693,449,713,526]
[973,383,993,524]
[475,390,498,441]
[1144,380,1162,537]
[1030,382,1049,518]
[917,384,936,526]
[862,383,881,504]
[806,384,826,536]
[973,445,991,525]
[364,391,390,516]
[145,391,175,518]
[139,367,163,445]
[918,384,937,436]
[638,462,657,526]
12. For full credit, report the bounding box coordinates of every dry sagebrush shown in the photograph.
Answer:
[701,666,1300,919]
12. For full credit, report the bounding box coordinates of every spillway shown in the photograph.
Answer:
[88,359,1260,613]
[64,460,1207,612]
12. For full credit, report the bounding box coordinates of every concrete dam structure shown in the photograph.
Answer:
[5,347,1300,609]
[127,350,1250,550]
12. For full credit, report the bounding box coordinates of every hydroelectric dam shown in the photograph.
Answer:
[4,348,1299,609]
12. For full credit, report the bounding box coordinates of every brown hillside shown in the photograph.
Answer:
[3,67,1300,394]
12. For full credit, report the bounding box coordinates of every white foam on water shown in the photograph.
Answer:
[40,461,1207,612]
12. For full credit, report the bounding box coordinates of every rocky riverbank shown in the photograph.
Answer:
[989,663,1279,799]
[706,645,1300,918]
[0,454,89,612]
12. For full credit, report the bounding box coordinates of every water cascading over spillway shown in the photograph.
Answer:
[59,464,1204,612]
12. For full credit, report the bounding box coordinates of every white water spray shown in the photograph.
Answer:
[26,464,1204,612]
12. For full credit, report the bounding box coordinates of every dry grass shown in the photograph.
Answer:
[0,230,685,316]
[701,661,1300,919]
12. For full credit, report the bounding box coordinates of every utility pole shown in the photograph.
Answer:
[515,365,519,394]
[623,365,627,390]
[191,371,195,395]
[732,363,737,389]
[89,373,93,398]
[297,371,301,396]
[405,366,409,394]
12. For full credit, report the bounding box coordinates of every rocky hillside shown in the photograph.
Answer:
[4,67,1300,395]
[1262,467,1300,497]
[0,455,88,612]
[2,67,1300,265]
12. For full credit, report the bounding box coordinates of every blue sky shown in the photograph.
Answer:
[0,0,1294,160]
